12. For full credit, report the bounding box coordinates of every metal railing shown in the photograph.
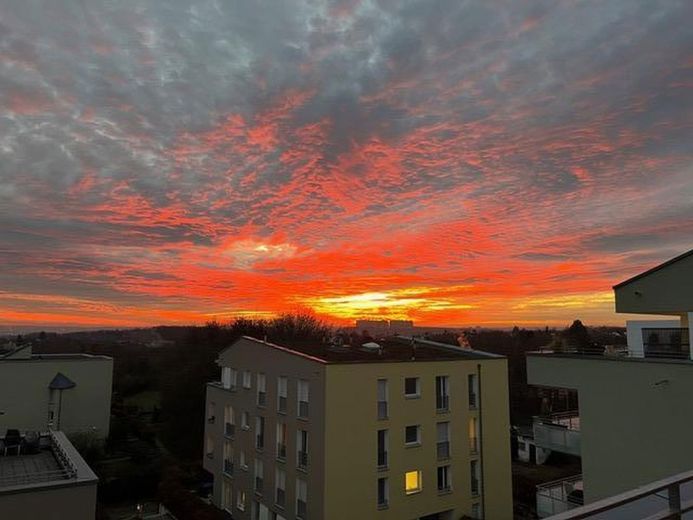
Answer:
[255,476,263,494]
[543,468,693,519]
[257,391,267,407]
[276,488,285,507]
[256,435,264,450]
[377,401,388,420]
[436,394,450,412]
[224,422,235,438]
[277,443,287,460]
[298,450,308,469]
[537,474,583,518]
[437,441,450,460]
[223,459,233,476]
[643,328,690,359]
[0,432,77,489]
[278,396,287,413]
[297,498,307,519]
[533,412,581,456]
[377,450,388,469]
[299,400,309,419]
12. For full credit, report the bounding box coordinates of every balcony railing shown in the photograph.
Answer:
[298,450,308,469]
[377,401,388,420]
[377,450,388,469]
[299,400,309,419]
[542,468,693,519]
[297,499,307,519]
[278,396,287,413]
[224,422,235,438]
[436,394,450,412]
[276,488,286,507]
[223,459,234,476]
[258,391,267,407]
[256,435,264,450]
[437,441,450,460]
[536,474,583,518]
[643,328,690,359]
[533,412,581,456]
[255,476,263,494]
[277,443,287,460]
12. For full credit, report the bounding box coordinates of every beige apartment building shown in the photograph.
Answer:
[527,248,693,518]
[0,343,113,438]
[204,335,512,520]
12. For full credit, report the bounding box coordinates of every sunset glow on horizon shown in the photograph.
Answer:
[1,1,691,330]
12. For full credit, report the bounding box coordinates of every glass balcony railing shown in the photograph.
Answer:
[533,411,581,456]
[536,474,583,518]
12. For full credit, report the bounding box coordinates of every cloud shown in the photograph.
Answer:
[0,0,691,327]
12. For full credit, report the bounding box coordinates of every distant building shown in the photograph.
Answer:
[0,344,113,438]
[204,335,512,520]
[0,430,98,520]
[528,248,693,518]
[355,319,415,337]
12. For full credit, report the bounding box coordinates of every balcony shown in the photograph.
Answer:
[533,412,581,456]
[277,443,287,461]
[297,498,307,519]
[437,441,450,460]
[223,459,234,476]
[642,328,690,359]
[258,391,267,407]
[276,488,286,507]
[278,396,287,413]
[536,475,584,518]
[436,394,450,412]
[377,401,388,420]
[224,422,235,438]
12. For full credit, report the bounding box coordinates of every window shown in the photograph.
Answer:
[296,478,307,519]
[435,375,450,411]
[405,470,422,495]
[377,477,389,508]
[297,429,309,469]
[222,367,237,390]
[437,422,450,460]
[243,371,252,389]
[242,411,251,430]
[277,376,288,413]
[223,441,233,475]
[237,490,246,511]
[240,450,248,470]
[472,503,482,519]
[405,425,421,446]
[255,459,264,494]
[257,373,267,407]
[275,468,286,507]
[298,379,309,418]
[276,422,287,460]
[377,379,388,420]
[471,460,480,496]
[255,502,270,520]
[468,373,478,409]
[404,377,420,398]
[256,416,265,450]
[224,405,235,437]
[206,435,214,458]
[377,429,388,468]
[469,417,479,454]
[207,401,216,423]
[223,481,233,511]
[437,465,451,492]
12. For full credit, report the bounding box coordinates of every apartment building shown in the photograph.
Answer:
[204,335,512,520]
[527,248,693,518]
[0,343,113,438]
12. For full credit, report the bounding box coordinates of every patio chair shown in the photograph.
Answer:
[23,431,40,454]
[3,429,21,456]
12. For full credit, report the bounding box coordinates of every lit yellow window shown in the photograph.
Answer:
[405,470,422,494]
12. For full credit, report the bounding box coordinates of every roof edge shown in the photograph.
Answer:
[613,248,693,289]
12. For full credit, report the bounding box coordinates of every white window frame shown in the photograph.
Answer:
[404,377,421,398]
[405,425,421,446]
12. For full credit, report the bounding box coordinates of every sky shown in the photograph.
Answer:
[1,0,692,329]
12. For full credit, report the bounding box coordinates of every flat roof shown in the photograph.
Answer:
[233,335,504,364]
[0,353,112,363]
[613,248,693,289]
[0,431,97,495]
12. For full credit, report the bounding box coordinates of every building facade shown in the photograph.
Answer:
[0,345,113,438]
[527,249,693,516]
[204,336,512,520]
